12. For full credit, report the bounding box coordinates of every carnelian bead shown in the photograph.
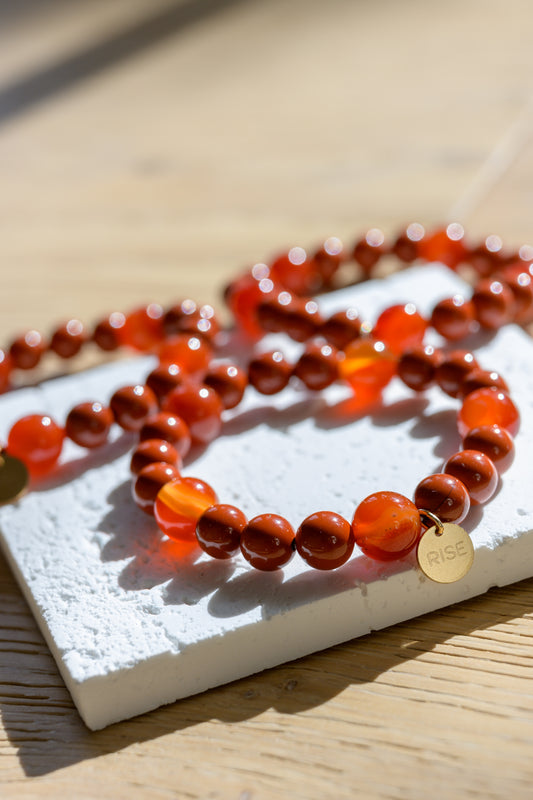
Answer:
[462,425,514,473]
[459,368,508,398]
[472,279,514,330]
[7,414,64,477]
[240,514,295,571]
[339,339,397,400]
[414,474,470,524]
[146,363,183,403]
[320,308,361,349]
[130,439,181,475]
[285,299,323,342]
[418,225,467,268]
[353,229,386,274]
[296,511,354,570]
[248,351,292,395]
[196,504,247,559]
[372,303,427,355]
[397,345,442,391]
[351,491,421,561]
[133,462,180,515]
[0,349,12,393]
[92,312,125,351]
[50,320,87,359]
[119,304,164,351]
[65,402,114,448]
[225,273,277,338]
[293,342,339,391]
[157,334,212,377]
[430,295,475,341]
[155,476,218,541]
[457,387,519,437]
[444,450,498,504]
[204,363,247,409]
[139,412,191,458]
[269,248,319,296]
[163,382,223,445]
[110,384,158,432]
[9,331,46,370]
[435,350,478,398]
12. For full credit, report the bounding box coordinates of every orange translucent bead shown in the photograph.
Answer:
[351,491,421,561]
[457,387,520,437]
[269,248,320,295]
[163,381,223,445]
[157,334,212,377]
[0,349,12,393]
[225,273,277,338]
[119,304,164,351]
[154,476,218,541]
[418,226,467,268]
[7,414,64,477]
[338,339,397,400]
[372,303,427,355]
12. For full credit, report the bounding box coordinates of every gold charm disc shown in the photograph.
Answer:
[416,522,474,583]
[0,452,29,505]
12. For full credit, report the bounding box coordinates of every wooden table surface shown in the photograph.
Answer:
[1,1,533,797]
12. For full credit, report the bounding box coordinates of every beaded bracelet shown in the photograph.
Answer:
[0,223,526,585]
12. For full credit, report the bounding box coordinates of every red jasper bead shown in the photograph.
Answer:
[165,304,220,341]
[204,363,247,409]
[462,425,514,473]
[0,349,12,393]
[157,334,212,377]
[293,342,339,391]
[139,412,191,458]
[110,384,158,432]
[9,331,46,370]
[132,462,181,515]
[65,402,114,448]
[459,368,509,398]
[285,299,323,342]
[256,293,294,333]
[296,511,354,570]
[397,345,442,391]
[320,308,361,349]
[50,320,87,359]
[269,248,319,296]
[372,303,427,355]
[248,351,292,395]
[435,350,478,398]
[163,382,223,445]
[444,450,498,504]
[418,225,467,268]
[312,237,344,285]
[7,414,64,477]
[457,387,520,437]
[430,295,475,341]
[468,237,505,276]
[351,491,421,561]
[92,312,125,351]
[196,504,247,559]
[353,229,386,273]
[155,476,218,541]
[392,224,424,262]
[119,304,164,351]
[414,473,470,524]
[130,439,181,475]
[498,267,533,323]
[146,363,183,403]
[240,513,295,571]
[472,279,514,330]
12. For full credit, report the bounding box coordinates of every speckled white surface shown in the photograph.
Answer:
[1,265,533,730]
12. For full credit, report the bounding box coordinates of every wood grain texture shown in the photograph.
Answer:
[1,0,533,797]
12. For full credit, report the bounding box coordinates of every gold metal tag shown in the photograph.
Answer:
[0,452,29,505]
[416,521,474,583]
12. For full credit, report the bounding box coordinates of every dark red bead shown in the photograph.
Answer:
[10,331,46,370]
[312,237,344,285]
[459,368,509,398]
[397,345,442,391]
[256,293,294,334]
[296,511,354,570]
[444,450,498,504]
[435,350,479,398]
[130,439,181,475]
[139,412,191,458]
[392,224,425,262]
[146,363,183,403]
[132,462,180,515]
[462,425,514,473]
[0,349,12,393]
[196,504,247,559]
[50,320,87,359]
[248,351,292,395]
[353,229,386,273]
[110,384,158,432]
[430,296,474,341]
[293,342,339,390]
[320,308,361,349]
[240,513,295,571]
[65,402,114,448]
[468,236,505,276]
[92,313,125,351]
[285,299,323,342]
[163,381,223,445]
[203,363,247,409]
[498,266,533,324]
[472,279,514,330]
[414,473,470,524]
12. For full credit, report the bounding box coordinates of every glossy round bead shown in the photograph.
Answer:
[7,414,64,477]
[225,273,277,339]
[203,363,247,409]
[130,439,181,475]
[0,349,12,393]
[320,308,361,349]
[248,351,292,395]
[93,312,126,351]
[372,303,427,355]
[256,294,294,333]
[132,462,180,515]
[430,295,475,341]
[293,343,339,391]
[164,304,220,341]
[139,412,191,458]
[119,304,164,351]
[295,511,354,570]
[157,334,212,377]
[146,363,183,403]
[285,299,323,342]
[392,226,422,263]
[196,504,247,559]
[110,384,158,432]
[269,249,319,296]
[9,331,46,370]
[397,345,442,392]
[240,514,295,571]
[414,473,470,524]
[312,238,344,285]
[353,229,386,273]
[339,339,397,401]
[163,382,223,445]
[468,238,505,277]
[498,267,533,324]
[50,320,87,359]
[351,491,421,561]
[418,226,467,268]
[457,387,520,437]
[155,476,218,541]
[459,368,509,398]
[462,425,515,473]
[472,279,514,330]
[444,450,498,504]
[435,350,478,398]
[65,402,114,448]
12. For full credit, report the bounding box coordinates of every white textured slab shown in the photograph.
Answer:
[1,265,533,730]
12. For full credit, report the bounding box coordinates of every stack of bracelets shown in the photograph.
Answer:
[0,222,526,584]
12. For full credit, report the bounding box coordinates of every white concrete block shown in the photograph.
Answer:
[1,265,532,730]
